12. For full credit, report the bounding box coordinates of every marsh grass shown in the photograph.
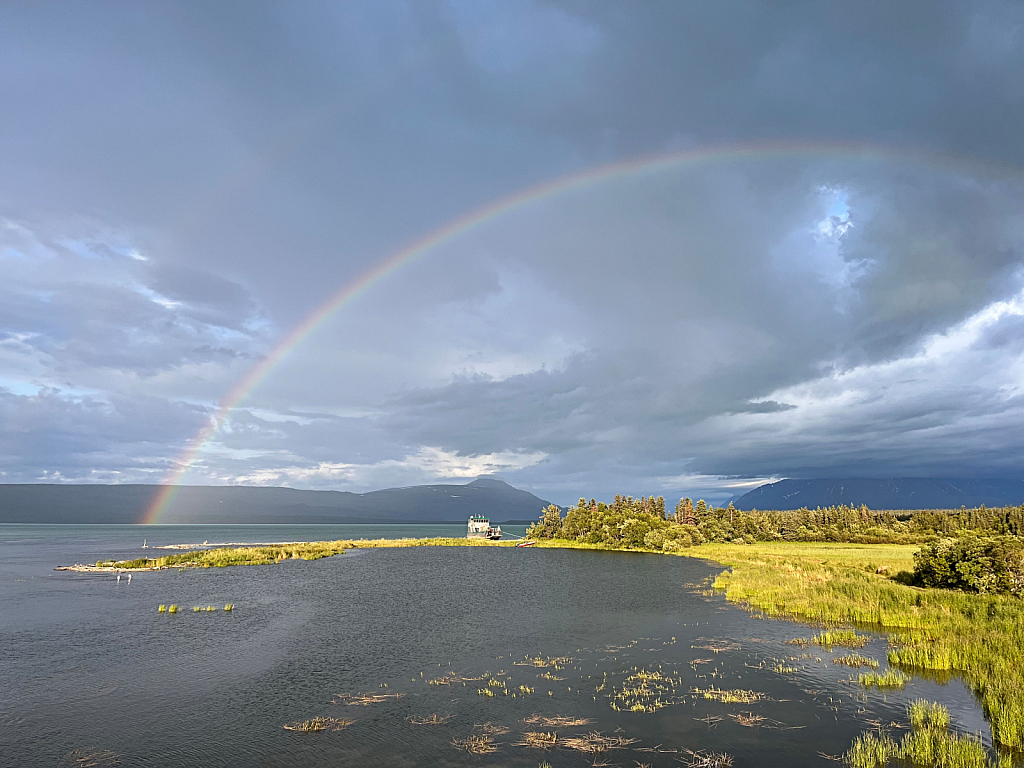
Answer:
[610,668,684,713]
[680,748,733,767]
[516,731,557,748]
[560,732,636,754]
[908,699,951,731]
[689,542,1024,748]
[407,713,452,725]
[452,734,498,754]
[844,700,1010,768]
[283,717,351,732]
[333,692,403,706]
[858,669,910,691]
[814,629,868,649]
[515,655,573,669]
[691,687,765,704]
[834,654,879,669]
[523,714,594,728]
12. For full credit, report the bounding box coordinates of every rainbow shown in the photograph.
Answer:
[142,140,1009,524]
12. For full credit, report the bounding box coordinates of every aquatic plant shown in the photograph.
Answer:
[516,731,557,748]
[691,687,765,704]
[332,692,403,706]
[407,713,452,725]
[515,654,573,669]
[858,669,909,691]
[560,731,636,754]
[523,714,594,728]
[813,629,868,649]
[681,748,733,767]
[282,717,351,732]
[610,668,684,713]
[452,734,497,754]
[834,654,879,669]
[844,700,1009,768]
[907,700,951,731]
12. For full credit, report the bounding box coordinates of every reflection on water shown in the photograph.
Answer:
[0,524,993,767]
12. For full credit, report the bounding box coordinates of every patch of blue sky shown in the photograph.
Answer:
[0,377,42,397]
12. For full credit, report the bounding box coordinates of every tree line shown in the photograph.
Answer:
[526,495,1024,549]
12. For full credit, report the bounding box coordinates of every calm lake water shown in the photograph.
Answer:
[0,524,994,767]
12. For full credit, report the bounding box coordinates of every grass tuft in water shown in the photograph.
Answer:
[834,653,879,669]
[814,629,868,649]
[858,669,909,690]
[691,687,765,704]
[452,734,497,754]
[282,716,351,732]
[907,699,951,731]
[516,731,557,749]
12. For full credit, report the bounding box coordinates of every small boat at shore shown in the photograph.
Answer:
[515,541,536,547]
[467,516,502,540]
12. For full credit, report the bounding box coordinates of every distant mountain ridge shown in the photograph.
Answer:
[734,478,1024,511]
[0,477,553,524]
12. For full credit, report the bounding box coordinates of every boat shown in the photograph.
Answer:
[515,540,536,547]
[467,515,502,540]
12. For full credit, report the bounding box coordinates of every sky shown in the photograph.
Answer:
[1,1,1022,506]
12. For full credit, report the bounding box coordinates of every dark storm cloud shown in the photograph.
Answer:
[0,1,1022,501]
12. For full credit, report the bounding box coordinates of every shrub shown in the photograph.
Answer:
[913,536,1024,595]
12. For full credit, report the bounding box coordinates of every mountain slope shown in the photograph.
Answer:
[0,478,553,524]
[734,478,1024,511]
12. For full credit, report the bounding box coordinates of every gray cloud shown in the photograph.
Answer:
[0,1,1022,504]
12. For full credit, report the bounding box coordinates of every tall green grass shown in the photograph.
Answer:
[844,700,1009,767]
[701,543,1024,749]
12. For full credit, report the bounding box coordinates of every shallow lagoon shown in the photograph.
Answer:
[0,525,993,766]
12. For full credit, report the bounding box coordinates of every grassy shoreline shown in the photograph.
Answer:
[69,535,1023,750]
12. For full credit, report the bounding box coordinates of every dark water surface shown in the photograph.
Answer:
[0,525,991,767]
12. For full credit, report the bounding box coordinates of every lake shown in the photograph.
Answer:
[0,524,992,767]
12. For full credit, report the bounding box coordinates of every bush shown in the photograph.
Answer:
[912,535,1024,595]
